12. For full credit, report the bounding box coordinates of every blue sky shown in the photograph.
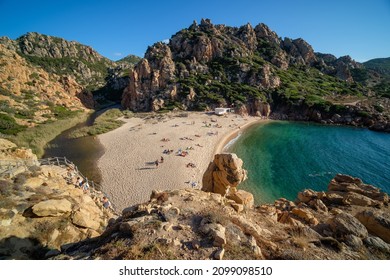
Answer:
[0,0,389,62]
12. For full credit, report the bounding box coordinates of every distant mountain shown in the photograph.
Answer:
[116,54,142,66]
[364,57,390,77]
[121,19,389,131]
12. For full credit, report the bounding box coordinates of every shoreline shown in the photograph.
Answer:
[214,118,270,154]
[97,112,266,211]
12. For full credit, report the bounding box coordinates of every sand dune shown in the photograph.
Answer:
[97,112,265,211]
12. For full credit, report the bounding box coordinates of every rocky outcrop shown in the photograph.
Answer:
[202,153,253,208]
[281,38,317,66]
[356,210,390,243]
[122,43,177,111]
[0,141,114,259]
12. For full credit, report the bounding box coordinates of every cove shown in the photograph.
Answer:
[228,121,390,204]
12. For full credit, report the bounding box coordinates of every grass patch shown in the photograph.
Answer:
[69,108,133,138]
[10,111,89,157]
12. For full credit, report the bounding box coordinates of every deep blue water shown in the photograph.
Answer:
[228,121,390,204]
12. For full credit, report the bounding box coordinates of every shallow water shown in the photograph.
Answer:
[228,121,390,204]
[42,107,113,184]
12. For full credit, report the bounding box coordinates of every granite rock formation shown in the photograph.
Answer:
[121,19,389,132]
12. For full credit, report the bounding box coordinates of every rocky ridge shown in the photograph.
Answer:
[121,19,390,132]
[50,153,390,260]
[0,32,140,105]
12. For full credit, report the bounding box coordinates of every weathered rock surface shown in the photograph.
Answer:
[32,199,72,217]
[356,210,390,243]
[202,153,247,197]
[0,141,114,259]
[328,212,368,239]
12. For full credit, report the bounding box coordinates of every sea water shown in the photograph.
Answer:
[228,121,390,204]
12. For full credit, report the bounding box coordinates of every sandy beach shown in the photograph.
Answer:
[98,112,266,211]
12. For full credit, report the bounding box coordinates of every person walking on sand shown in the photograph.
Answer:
[155,160,159,168]
[160,156,164,163]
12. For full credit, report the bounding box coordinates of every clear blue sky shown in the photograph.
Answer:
[0,0,389,62]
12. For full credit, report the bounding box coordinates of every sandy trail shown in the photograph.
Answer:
[98,112,265,211]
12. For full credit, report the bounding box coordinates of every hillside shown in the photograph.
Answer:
[0,33,139,154]
[364,57,390,77]
[0,44,89,133]
[0,33,135,104]
[122,19,390,132]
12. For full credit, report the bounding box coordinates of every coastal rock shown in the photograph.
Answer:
[328,212,368,239]
[228,190,254,208]
[291,207,319,225]
[342,192,378,207]
[202,153,247,197]
[72,208,102,231]
[308,199,328,213]
[328,174,388,204]
[297,189,318,203]
[363,237,390,253]
[32,199,72,217]
[0,143,114,259]
[356,210,390,243]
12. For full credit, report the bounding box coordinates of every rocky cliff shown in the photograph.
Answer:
[0,139,115,259]
[121,19,389,131]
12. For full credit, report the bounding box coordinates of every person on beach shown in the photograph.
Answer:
[155,160,159,168]
[160,156,164,163]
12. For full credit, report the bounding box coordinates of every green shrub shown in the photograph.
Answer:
[0,113,26,135]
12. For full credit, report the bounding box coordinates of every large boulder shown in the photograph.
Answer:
[202,153,247,196]
[356,210,390,243]
[291,207,319,225]
[328,212,368,239]
[72,208,102,231]
[228,190,254,208]
[32,199,72,217]
[363,237,390,253]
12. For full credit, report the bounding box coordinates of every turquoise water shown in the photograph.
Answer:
[228,121,390,204]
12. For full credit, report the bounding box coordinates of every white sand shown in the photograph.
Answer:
[97,112,266,211]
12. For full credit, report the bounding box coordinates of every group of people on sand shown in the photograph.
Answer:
[177,149,189,157]
[155,156,164,168]
[162,149,174,155]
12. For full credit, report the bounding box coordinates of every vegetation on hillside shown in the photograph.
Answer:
[69,108,133,138]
